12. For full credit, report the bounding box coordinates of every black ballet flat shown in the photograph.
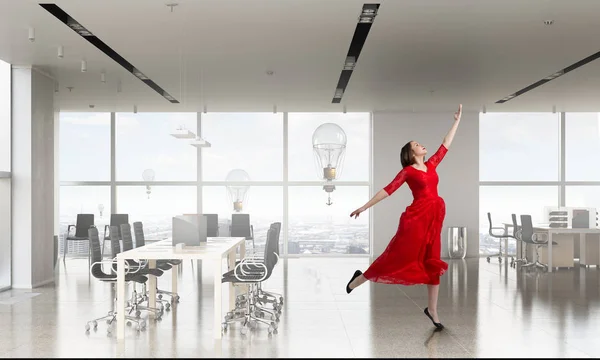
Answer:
[346,270,363,294]
[424,307,444,330]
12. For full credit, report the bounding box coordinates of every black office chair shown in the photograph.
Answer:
[84,226,147,334]
[510,214,528,268]
[231,214,254,250]
[518,214,557,271]
[486,212,515,264]
[64,214,95,268]
[102,214,129,258]
[204,214,219,237]
[115,224,166,319]
[221,225,279,336]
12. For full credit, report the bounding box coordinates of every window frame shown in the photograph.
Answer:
[59,112,373,258]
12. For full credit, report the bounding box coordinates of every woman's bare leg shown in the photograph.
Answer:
[349,274,368,290]
[427,284,440,322]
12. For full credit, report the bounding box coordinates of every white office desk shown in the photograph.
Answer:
[537,227,600,272]
[116,237,246,341]
[503,223,600,272]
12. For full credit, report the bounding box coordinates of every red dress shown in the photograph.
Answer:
[363,144,449,286]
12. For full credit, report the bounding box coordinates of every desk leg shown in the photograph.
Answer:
[149,260,156,312]
[117,257,125,340]
[548,232,553,273]
[172,263,178,297]
[214,258,223,339]
[228,251,236,311]
[240,241,246,260]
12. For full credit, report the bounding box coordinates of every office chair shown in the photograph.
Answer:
[518,214,557,271]
[231,214,255,250]
[132,221,181,304]
[486,212,515,264]
[204,213,219,237]
[64,214,95,268]
[102,214,129,258]
[255,222,284,310]
[115,225,166,319]
[85,226,148,334]
[510,214,528,268]
[222,226,279,336]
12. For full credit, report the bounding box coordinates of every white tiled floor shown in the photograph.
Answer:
[0,257,599,357]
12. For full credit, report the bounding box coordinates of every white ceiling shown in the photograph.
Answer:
[1,0,600,112]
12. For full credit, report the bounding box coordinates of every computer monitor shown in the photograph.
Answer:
[172,214,207,246]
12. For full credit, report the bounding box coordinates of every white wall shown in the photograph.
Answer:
[11,66,55,288]
[372,111,479,258]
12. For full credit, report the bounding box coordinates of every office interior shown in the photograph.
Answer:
[1,0,600,358]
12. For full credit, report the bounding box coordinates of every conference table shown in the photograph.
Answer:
[115,237,246,341]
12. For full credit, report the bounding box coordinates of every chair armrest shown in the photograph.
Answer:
[250,225,254,239]
[91,259,132,276]
[234,259,267,282]
[489,227,507,236]
[515,229,522,241]
[103,225,110,239]
[67,225,75,235]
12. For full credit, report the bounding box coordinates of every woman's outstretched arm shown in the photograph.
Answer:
[442,104,462,150]
[350,189,390,218]
[350,168,407,219]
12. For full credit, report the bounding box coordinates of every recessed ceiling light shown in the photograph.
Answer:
[266,70,274,76]
[89,104,95,109]
[544,20,554,26]
[166,3,178,12]
[28,27,35,42]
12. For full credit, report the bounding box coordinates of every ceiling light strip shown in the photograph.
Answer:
[39,3,179,104]
[331,3,380,104]
[496,49,600,104]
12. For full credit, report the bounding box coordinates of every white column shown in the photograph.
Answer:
[11,66,56,288]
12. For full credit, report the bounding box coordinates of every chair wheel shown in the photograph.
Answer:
[85,323,90,332]
[126,321,131,326]
[92,321,98,328]
[486,257,490,262]
[135,311,141,317]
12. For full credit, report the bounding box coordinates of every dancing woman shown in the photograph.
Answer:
[346,104,463,330]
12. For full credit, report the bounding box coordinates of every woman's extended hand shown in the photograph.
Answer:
[454,104,462,122]
[350,207,366,219]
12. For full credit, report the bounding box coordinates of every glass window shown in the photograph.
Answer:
[59,186,111,257]
[202,185,283,251]
[201,113,283,181]
[479,186,559,256]
[116,186,197,239]
[60,113,111,181]
[479,113,560,181]
[0,60,10,172]
[566,186,600,212]
[288,186,370,255]
[115,113,197,181]
[288,113,370,181]
[565,113,600,181]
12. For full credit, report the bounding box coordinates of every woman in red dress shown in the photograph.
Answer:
[346,104,463,330]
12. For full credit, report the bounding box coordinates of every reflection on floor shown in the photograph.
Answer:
[0,257,599,357]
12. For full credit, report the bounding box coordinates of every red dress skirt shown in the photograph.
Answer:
[363,144,449,286]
